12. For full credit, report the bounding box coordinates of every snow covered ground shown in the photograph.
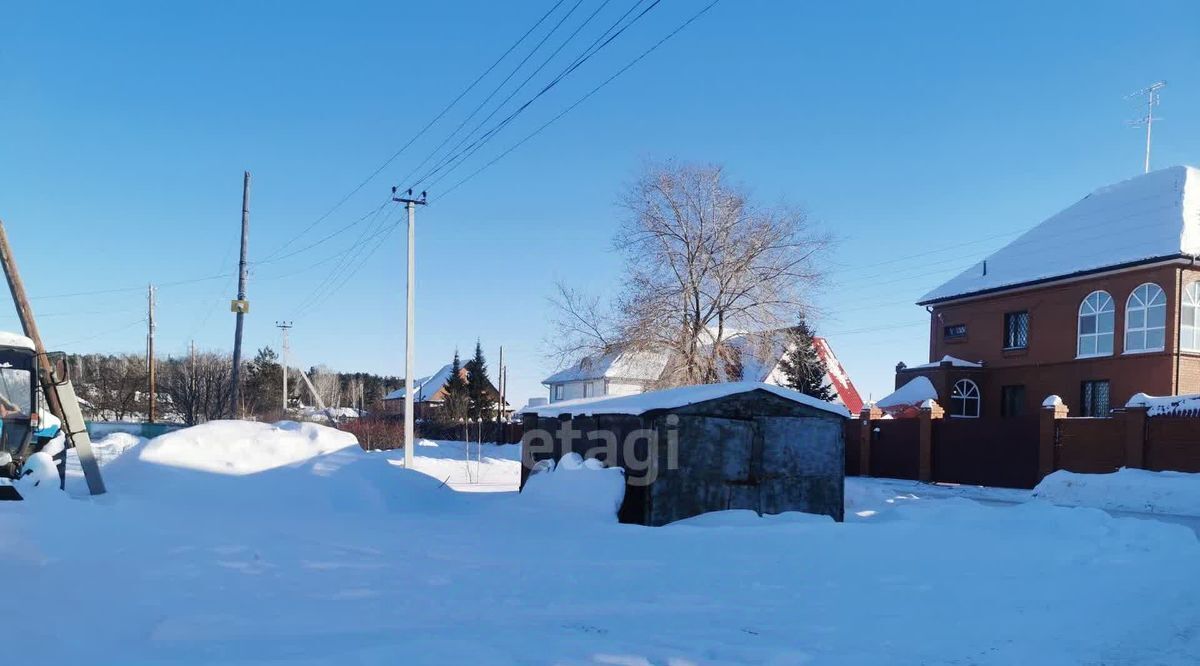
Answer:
[3,421,1197,664]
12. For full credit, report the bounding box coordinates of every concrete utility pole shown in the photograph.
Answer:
[147,284,156,423]
[276,321,293,415]
[391,187,426,469]
[1127,81,1166,174]
[230,171,251,417]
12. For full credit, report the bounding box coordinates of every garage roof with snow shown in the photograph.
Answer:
[529,381,851,418]
[920,166,1200,304]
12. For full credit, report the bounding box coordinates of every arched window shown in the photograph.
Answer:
[1125,283,1166,353]
[1182,283,1200,352]
[1077,290,1115,357]
[950,379,980,418]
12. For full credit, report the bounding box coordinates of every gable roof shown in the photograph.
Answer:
[529,381,850,418]
[812,337,864,414]
[383,363,456,402]
[920,166,1200,304]
[542,349,670,385]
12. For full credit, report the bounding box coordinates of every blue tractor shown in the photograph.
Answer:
[0,333,65,498]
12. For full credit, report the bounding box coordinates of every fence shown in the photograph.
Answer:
[847,398,1200,489]
[337,416,523,451]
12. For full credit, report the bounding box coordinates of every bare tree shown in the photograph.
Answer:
[310,365,343,408]
[161,351,234,425]
[552,160,828,386]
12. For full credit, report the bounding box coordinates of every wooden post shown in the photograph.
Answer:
[858,404,882,476]
[147,284,156,423]
[1123,405,1149,469]
[917,399,944,482]
[0,219,63,419]
[230,171,251,418]
[1039,395,1069,480]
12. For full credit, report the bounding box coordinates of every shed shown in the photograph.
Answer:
[520,382,848,526]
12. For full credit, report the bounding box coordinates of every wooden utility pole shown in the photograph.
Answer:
[147,284,157,423]
[189,340,197,426]
[0,217,105,494]
[230,171,251,417]
[495,345,503,432]
[0,220,62,418]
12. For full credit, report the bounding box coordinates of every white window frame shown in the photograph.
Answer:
[553,384,563,401]
[1182,282,1200,353]
[1124,282,1167,354]
[950,379,981,419]
[583,382,593,398]
[1076,290,1115,358]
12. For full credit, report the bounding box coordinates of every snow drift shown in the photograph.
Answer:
[1035,467,1200,517]
[125,420,359,475]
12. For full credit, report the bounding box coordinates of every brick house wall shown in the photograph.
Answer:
[899,262,1200,418]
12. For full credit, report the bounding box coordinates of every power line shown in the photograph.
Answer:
[435,0,721,202]
[391,0,592,193]
[289,204,402,316]
[257,0,571,263]
[412,0,666,193]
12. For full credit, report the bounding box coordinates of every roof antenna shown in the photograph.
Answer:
[1127,81,1166,174]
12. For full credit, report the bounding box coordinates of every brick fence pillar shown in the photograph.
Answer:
[1039,396,1068,479]
[858,404,882,476]
[1123,406,1149,469]
[917,399,944,482]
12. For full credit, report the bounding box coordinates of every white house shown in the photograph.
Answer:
[542,335,863,413]
[542,350,669,403]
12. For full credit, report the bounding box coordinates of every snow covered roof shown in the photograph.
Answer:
[876,376,937,410]
[813,337,864,414]
[529,381,850,418]
[921,166,1200,304]
[0,331,35,351]
[1126,393,1200,417]
[543,349,669,385]
[384,363,456,402]
[907,355,983,370]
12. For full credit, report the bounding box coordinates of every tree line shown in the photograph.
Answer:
[65,347,402,425]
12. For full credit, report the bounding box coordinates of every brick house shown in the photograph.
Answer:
[884,166,1200,419]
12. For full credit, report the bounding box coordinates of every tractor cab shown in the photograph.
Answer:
[0,333,60,481]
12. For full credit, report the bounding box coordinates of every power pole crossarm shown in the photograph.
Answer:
[391,187,427,469]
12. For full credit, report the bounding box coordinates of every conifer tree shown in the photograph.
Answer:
[465,341,492,420]
[441,350,469,423]
[777,317,836,401]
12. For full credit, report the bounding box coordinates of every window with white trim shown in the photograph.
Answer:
[950,379,980,418]
[1077,290,1114,357]
[1124,283,1166,353]
[1182,283,1200,352]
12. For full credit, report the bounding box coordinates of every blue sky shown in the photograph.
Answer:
[2,0,1198,407]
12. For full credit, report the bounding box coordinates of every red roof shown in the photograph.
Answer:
[813,337,864,414]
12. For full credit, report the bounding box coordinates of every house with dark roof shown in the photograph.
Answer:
[882,166,1200,419]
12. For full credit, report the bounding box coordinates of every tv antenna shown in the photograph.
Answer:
[1126,80,1166,174]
